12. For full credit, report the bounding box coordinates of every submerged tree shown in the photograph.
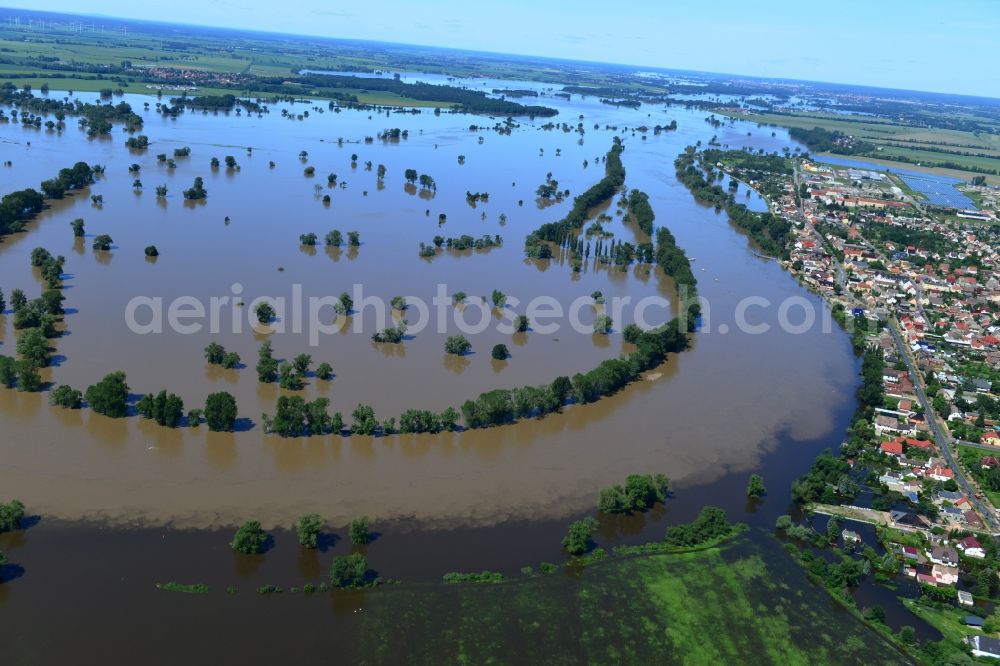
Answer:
[297,513,323,549]
[444,335,471,355]
[330,553,368,588]
[183,176,207,200]
[747,474,767,498]
[92,234,113,251]
[204,391,238,431]
[84,371,129,418]
[256,341,279,383]
[255,302,276,324]
[136,389,185,427]
[562,517,598,555]
[350,516,371,545]
[593,314,613,334]
[230,521,267,554]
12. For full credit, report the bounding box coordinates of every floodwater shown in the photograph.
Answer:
[0,85,855,533]
[0,524,917,664]
[0,80,934,661]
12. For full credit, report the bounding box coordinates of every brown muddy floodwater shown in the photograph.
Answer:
[0,83,856,530]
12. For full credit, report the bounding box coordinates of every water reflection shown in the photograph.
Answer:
[205,432,237,468]
[442,354,471,374]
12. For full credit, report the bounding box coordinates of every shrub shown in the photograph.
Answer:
[0,499,26,532]
[350,516,371,545]
[563,517,598,555]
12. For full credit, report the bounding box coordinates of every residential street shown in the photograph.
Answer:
[888,320,1000,533]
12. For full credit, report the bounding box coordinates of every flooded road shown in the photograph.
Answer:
[0,86,855,531]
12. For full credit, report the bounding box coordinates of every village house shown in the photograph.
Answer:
[934,491,965,507]
[964,510,985,529]
[940,506,965,521]
[880,440,903,456]
[928,545,959,567]
[968,635,1000,659]
[841,529,861,545]
[957,536,986,558]
[891,510,932,529]
[931,564,959,586]
[981,456,1000,470]
[928,466,955,482]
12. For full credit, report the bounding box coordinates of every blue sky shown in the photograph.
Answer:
[6,0,1000,97]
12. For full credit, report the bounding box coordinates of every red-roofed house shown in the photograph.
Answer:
[929,467,954,481]
[958,536,986,559]
[964,510,985,528]
[881,440,904,456]
[896,436,932,451]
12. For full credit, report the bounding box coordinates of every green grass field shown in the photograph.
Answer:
[958,445,1000,507]
[902,599,982,647]
[347,533,911,664]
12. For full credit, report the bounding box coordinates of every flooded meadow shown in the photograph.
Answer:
[0,84,860,530]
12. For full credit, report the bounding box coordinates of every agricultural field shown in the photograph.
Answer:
[349,534,911,665]
[731,110,1000,184]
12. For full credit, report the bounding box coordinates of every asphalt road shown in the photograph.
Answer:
[888,320,1000,532]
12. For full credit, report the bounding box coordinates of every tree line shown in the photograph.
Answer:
[674,147,791,260]
[0,84,142,135]
[460,318,688,428]
[1,161,95,238]
[269,73,558,117]
[525,138,625,258]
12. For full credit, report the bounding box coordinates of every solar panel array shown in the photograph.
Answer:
[896,173,975,209]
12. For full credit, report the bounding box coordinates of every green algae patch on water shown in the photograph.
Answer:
[156,582,209,594]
